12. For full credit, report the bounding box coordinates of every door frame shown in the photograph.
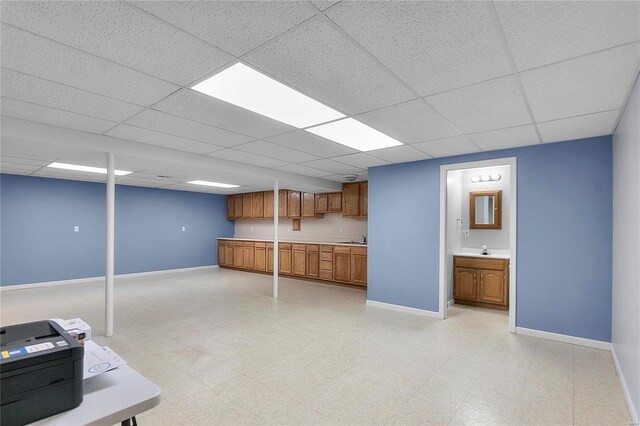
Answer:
[438,157,517,332]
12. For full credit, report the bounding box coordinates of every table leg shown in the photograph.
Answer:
[121,416,137,426]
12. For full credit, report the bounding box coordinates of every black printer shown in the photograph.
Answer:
[1,320,84,425]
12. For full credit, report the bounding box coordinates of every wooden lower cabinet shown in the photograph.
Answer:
[218,240,366,286]
[453,256,508,310]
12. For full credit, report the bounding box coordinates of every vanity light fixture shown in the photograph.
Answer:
[187,180,240,189]
[471,173,501,183]
[306,118,403,151]
[47,162,132,176]
[191,63,345,128]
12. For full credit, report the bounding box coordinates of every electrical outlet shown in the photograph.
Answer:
[74,225,79,233]
[181,226,186,232]
[463,230,470,237]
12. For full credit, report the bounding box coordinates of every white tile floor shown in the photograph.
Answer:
[1,268,631,425]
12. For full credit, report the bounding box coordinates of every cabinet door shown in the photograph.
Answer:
[226,197,235,220]
[342,183,359,216]
[218,241,225,265]
[242,194,253,219]
[316,194,328,213]
[454,267,476,300]
[234,194,243,218]
[478,269,506,305]
[267,245,274,272]
[252,192,264,219]
[224,242,233,266]
[351,248,367,286]
[359,182,368,216]
[255,245,266,271]
[292,245,306,276]
[264,191,274,219]
[244,242,255,269]
[279,246,292,274]
[233,242,244,267]
[278,189,288,218]
[287,191,301,218]
[302,192,315,217]
[334,247,351,282]
[306,246,319,278]
[328,192,342,212]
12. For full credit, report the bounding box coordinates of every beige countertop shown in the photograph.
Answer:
[453,252,510,260]
[217,237,367,247]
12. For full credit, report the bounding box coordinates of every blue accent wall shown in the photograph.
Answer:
[368,136,613,342]
[0,174,233,286]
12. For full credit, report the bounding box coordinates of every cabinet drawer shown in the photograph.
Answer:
[320,270,333,280]
[279,243,292,250]
[352,246,367,255]
[320,252,333,261]
[307,245,319,252]
[292,244,306,251]
[234,241,243,247]
[320,246,333,253]
[254,242,266,248]
[320,260,333,271]
[334,246,351,254]
[454,256,506,271]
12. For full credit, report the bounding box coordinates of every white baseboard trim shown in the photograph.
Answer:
[0,265,219,291]
[612,346,639,424]
[366,300,442,319]
[448,299,455,307]
[515,327,612,351]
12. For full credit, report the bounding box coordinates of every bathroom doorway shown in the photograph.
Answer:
[439,157,517,332]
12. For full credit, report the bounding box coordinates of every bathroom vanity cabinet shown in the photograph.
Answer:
[453,255,509,310]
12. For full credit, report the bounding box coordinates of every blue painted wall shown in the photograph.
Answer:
[368,136,613,342]
[0,174,233,286]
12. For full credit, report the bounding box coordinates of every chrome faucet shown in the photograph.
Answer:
[362,235,367,244]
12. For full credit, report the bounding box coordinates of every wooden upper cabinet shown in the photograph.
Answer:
[359,182,368,216]
[287,191,301,218]
[234,194,243,218]
[302,192,315,218]
[316,193,328,213]
[226,196,235,220]
[264,191,274,219]
[351,247,367,286]
[328,192,342,212]
[278,189,288,218]
[252,192,264,219]
[342,183,360,216]
[242,194,253,219]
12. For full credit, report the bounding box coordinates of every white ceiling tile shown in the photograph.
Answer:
[105,125,224,155]
[1,69,144,122]
[413,136,480,158]
[207,149,289,168]
[274,163,333,178]
[0,167,32,176]
[367,145,431,164]
[311,1,340,11]
[131,1,315,57]
[125,110,252,147]
[1,1,232,85]
[495,1,640,71]
[233,140,319,163]
[1,97,117,134]
[355,99,460,144]
[297,158,363,174]
[467,125,540,151]
[244,16,415,115]
[1,25,178,106]
[153,89,295,139]
[0,155,52,166]
[1,161,40,172]
[266,130,357,157]
[159,183,233,195]
[538,110,619,144]
[330,153,390,169]
[521,44,640,123]
[426,76,531,134]
[326,2,511,96]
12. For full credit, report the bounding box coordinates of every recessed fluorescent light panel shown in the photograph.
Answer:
[306,118,403,151]
[191,63,345,128]
[47,162,132,176]
[187,180,240,189]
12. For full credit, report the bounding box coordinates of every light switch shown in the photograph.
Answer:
[463,230,470,237]
[181,226,186,232]
[74,226,79,233]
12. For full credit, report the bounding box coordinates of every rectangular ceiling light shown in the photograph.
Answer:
[187,180,240,189]
[306,118,404,151]
[191,63,345,128]
[47,162,132,176]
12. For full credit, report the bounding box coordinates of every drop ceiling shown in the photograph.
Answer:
[1,1,638,193]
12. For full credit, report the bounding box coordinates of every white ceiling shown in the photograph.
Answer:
[1,1,638,193]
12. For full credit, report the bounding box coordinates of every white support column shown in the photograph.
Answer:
[273,180,279,299]
[105,153,115,336]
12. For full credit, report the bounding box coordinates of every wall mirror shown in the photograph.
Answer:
[470,190,502,229]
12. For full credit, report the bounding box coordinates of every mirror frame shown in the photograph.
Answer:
[470,190,502,230]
